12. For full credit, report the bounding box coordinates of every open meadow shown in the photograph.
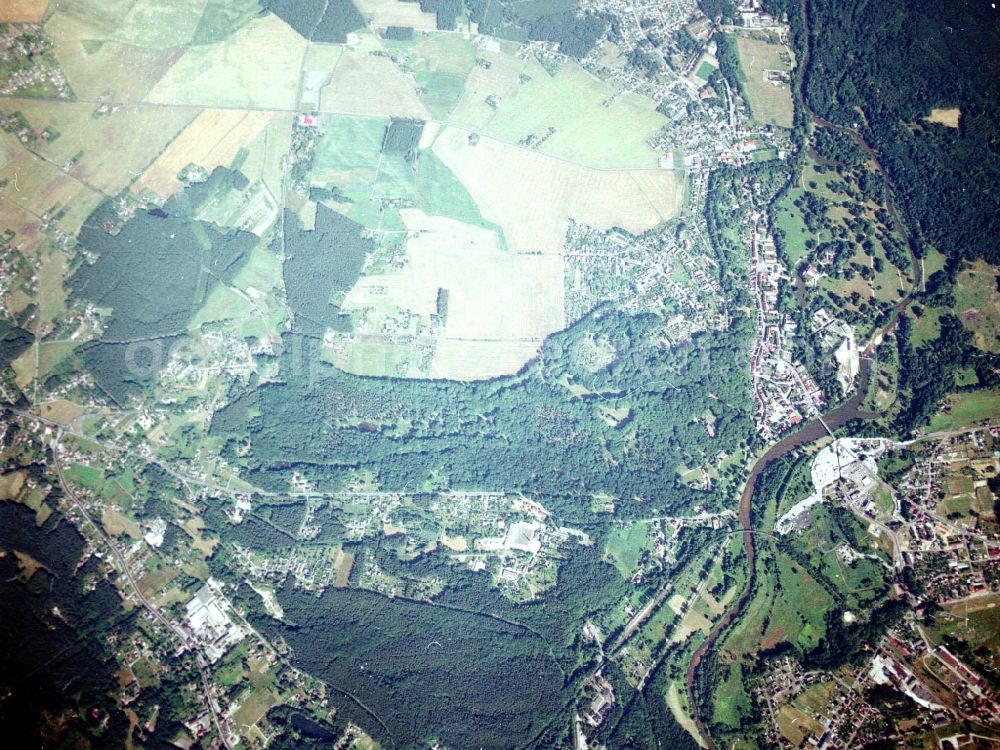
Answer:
[734,32,794,129]
[448,46,669,168]
[320,32,431,119]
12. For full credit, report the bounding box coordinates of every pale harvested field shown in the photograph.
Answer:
[113,0,207,50]
[440,533,468,552]
[183,517,219,558]
[777,704,824,747]
[0,201,44,255]
[132,109,276,199]
[945,592,1000,614]
[735,34,794,129]
[431,338,543,380]
[670,607,713,643]
[334,550,354,587]
[38,399,86,425]
[102,508,142,538]
[341,209,563,379]
[13,550,46,580]
[320,34,430,119]
[146,15,305,109]
[237,112,293,200]
[926,107,961,128]
[355,0,438,30]
[432,126,679,254]
[4,99,197,195]
[667,593,687,615]
[0,0,49,22]
[46,10,184,101]
[0,471,26,500]
[11,347,36,388]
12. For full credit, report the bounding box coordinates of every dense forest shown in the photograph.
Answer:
[210,306,753,522]
[0,502,127,748]
[465,0,610,59]
[264,0,364,42]
[282,204,373,335]
[253,537,700,748]
[255,586,566,749]
[791,0,1000,265]
[70,173,259,404]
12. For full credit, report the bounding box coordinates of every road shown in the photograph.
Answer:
[50,434,236,750]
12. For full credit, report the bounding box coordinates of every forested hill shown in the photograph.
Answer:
[781,0,1000,265]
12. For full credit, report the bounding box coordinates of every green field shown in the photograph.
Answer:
[405,34,477,119]
[928,388,1000,431]
[604,521,652,577]
[448,49,668,168]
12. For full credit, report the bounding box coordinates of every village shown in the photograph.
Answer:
[759,426,1000,748]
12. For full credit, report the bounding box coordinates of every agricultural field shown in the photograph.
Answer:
[733,32,794,129]
[0,135,103,235]
[2,99,198,196]
[132,109,278,199]
[147,14,306,109]
[355,0,438,31]
[447,45,669,168]
[432,125,679,254]
[319,32,431,119]
[306,111,678,378]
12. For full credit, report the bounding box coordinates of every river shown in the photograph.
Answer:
[683,0,924,746]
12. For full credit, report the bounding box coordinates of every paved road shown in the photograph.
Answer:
[51,435,236,750]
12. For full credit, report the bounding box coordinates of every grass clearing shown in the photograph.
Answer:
[338,209,564,379]
[0,471,27,500]
[3,99,198,196]
[38,398,85,425]
[925,107,961,128]
[2,145,103,235]
[734,33,794,129]
[102,507,142,538]
[605,521,651,577]
[355,0,438,30]
[112,0,207,49]
[776,704,824,746]
[955,259,1000,352]
[46,9,185,101]
[406,34,477,119]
